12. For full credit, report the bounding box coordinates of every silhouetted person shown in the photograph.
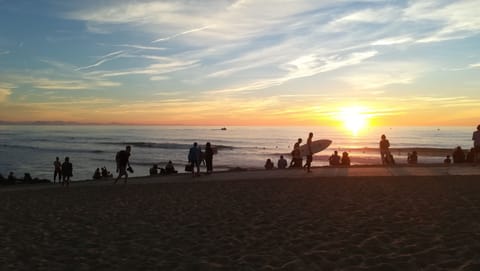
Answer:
[379,134,391,165]
[277,155,288,169]
[165,160,177,174]
[53,156,62,184]
[62,157,73,187]
[115,146,131,184]
[329,151,341,166]
[265,159,274,170]
[473,124,480,163]
[8,172,16,184]
[101,166,112,178]
[407,151,418,164]
[290,138,302,168]
[341,152,351,166]
[466,148,475,163]
[149,164,159,176]
[452,146,465,163]
[304,132,313,172]
[387,153,395,165]
[205,142,214,174]
[188,142,201,177]
[444,155,451,164]
[93,168,102,180]
[23,173,33,183]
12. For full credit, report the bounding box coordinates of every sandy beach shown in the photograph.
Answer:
[1,166,480,270]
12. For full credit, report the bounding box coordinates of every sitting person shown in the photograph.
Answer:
[466,148,475,163]
[452,146,465,163]
[7,172,16,184]
[265,158,274,170]
[444,155,452,164]
[341,152,351,166]
[407,151,418,164]
[165,160,178,174]
[329,151,341,166]
[101,166,113,178]
[386,153,395,165]
[93,168,102,180]
[277,155,288,169]
[23,173,33,183]
[149,164,159,176]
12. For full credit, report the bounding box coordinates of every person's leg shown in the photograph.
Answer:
[114,169,123,184]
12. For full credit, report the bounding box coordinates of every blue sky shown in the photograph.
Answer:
[0,0,479,125]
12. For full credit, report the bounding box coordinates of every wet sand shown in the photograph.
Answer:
[1,168,480,270]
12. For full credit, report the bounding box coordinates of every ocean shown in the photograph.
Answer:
[0,125,475,181]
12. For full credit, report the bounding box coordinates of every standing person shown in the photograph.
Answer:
[204,142,214,174]
[277,155,288,169]
[188,142,201,177]
[61,157,73,187]
[473,124,480,163]
[290,138,302,168]
[379,134,391,165]
[304,132,314,172]
[114,145,131,184]
[53,157,62,184]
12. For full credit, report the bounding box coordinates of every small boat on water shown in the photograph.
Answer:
[221,127,227,131]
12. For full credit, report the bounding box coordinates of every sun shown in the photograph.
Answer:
[338,106,370,135]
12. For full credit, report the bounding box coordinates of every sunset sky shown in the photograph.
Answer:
[0,0,479,126]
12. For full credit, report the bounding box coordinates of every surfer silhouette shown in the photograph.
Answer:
[304,132,314,172]
[290,138,302,168]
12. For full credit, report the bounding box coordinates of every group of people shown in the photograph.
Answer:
[20,124,473,185]
[92,166,113,180]
[187,142,215,177]
[0,172,50,185]
[53,156,73,186]
[328,151,351,166]
[149,161,178,176]
[444,146,477,164]
[265,132,316,171]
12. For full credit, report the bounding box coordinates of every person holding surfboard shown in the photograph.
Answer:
[304,132,314,172]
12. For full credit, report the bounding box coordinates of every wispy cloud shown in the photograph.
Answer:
[208,50,377,94]
[0,84,13,102]
[95,59,199,77]
[0,50,10,56]
[339,61,427,89]
[117,44,165,50]
[152,25,212,43]
[76,50,125,71]
[371,36,413,46]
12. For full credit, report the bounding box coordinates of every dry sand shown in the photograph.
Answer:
[1,167,480,270]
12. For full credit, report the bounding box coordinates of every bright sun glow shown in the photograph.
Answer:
[338,106,370,135]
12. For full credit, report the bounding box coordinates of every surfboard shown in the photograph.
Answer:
[299,139,332,156]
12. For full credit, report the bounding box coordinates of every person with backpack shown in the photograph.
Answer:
[114,145,132,184]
